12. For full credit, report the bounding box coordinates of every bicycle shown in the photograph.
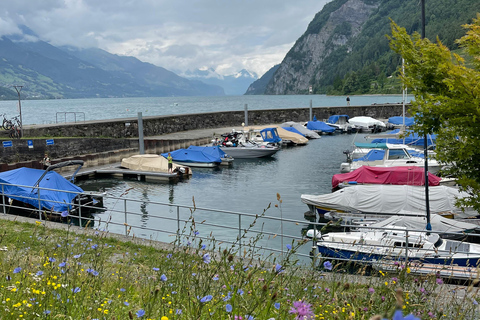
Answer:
[1,114,13,130]
[9,126,20,139]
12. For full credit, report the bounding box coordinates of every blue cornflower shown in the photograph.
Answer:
[213,275,219,281]
[161,274,167,282]
[44,310,51,314]
[13,267,21,274]
[275,264,283,273]
[200,295,213,303]
[124,301,129,306]
[201,244,206,249]
[274,302,280,310]
[384,310,421,320]
[92,270,99,276]
[49,257,56,262]
[153,267,159,271]
[323,261,333,271]
[136,309,145,318]
[286,244,292,250]
[61,211,69,217]
[91,244,98,249]
[120,288,126,292]
[72,287,81,293]
[59,262,66,267]
[36,271,44,276]
[166,253,172,259]
[176,309,182,315]
[226,304,233,312]
[203,253,211,264]
[194,230,200,235]
[73,254,81,259]
[237,289,244,295]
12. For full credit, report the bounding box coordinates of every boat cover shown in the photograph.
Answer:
[332,166,442,188]
[388,116,415,126]
[301,185,478,218]
[187,145,228,158]
[275,127,308,144]
[121,154,183,172]
[368,214,480,234]
[281,122,320,139]
[353,149,385,162]
[349,116,386,128]
[259,128,282,144]
[306,121,336,133]
[161,148,221,164]
[282,126,305,137]
[327,115,349,124]
[0,167,83,212]
[371,129,436,147]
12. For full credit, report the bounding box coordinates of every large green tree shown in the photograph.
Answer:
[389,15,480,212]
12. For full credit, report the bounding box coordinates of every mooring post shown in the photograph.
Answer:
[309,100,313,122]
[138,112,145,154]
[244,104,248,127]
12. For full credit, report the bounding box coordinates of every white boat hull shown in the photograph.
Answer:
[220,146,279,158]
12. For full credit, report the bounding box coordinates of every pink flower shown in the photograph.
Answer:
[289,300,314,320]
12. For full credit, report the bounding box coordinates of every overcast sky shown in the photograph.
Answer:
[0,0,329,77]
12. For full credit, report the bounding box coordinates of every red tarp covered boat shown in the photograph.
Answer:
[332,166,442,190]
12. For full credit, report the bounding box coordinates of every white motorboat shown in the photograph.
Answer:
[340,143,443,174]
[213,130,280,159]
[301,184,479,220]
[281,122,321,139]
[348,116,386,133]
[325,115,356,133]
[309,226,480,267]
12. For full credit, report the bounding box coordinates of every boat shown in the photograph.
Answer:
[332,166,442,191]
[281,122,321,139]
[0,160,104,219]
[305,119,336,134]
[242,127,283,147]
[388,116,415,128]
[309,225,480,267]
[370,129,437,149]
[274,127,308,145]
[348,116,386,133]
[340,143,443,174]
[213,130,280,158]
[121,154,193,174]
[187,145,234,166]
[325,115,357,133]
[161,148,222,168]
[301,184,479,220]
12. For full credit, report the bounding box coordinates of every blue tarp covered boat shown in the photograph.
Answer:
[0,167,85,213]
[162,148,222,167]
[371,129,436,147]
[260,128,282,144]
[327,115,349,124]
[306,120,336,134]
[388,116,415,127]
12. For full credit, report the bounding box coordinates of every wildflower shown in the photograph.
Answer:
[166,254,172,259]
[161,274,167,282]
[124,301,129,306]
[72,287,81,294]
[289,300,314,319]
[120,288,126,292]
[61,211,69,217]
[213,275,219,281]
[176,309,182,314]
[237,289,244,295]
[202,244,206,249]
[436,278,443,285]
[153,267,160,271]
[200,295,213,303]
[323,261,333,270]
[368,287,375,294]
[274,302,280,310]
[44,310,51,314]
[194,230,200,235]
[13,267,22,274]
[49,257,56,262]
[36,271,44,276]
[286,244,292,250]
[203,253,211,264]
[161,317,168,320]
[73,254,81,259]
[59,262,66,267]
[275,264,283,273]
[226,304,233,312]
[136,309,145,317]
[383,310,420,320]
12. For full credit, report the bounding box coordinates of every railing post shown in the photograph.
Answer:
[78,195,82,226]
[177,205,180,236]
[405,230,409,263]
[244,104,248,127]
[238,214,242,253]
[1,184,5,215]
[124,199,128,236]
[37,187,42,220]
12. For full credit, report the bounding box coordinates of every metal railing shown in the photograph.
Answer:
[1,181,479,275]
[56,112,85,124]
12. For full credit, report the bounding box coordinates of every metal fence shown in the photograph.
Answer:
[1,181,480,279]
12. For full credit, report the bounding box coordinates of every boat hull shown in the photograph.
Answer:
[220,146,279,158]
[173,161,219,168]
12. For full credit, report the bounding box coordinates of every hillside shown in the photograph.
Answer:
[0,34,224,100]
[257,0,480,95]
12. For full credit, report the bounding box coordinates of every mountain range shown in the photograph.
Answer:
[0,27,230,99]
[182,68,257,96]
[247,0,480,95]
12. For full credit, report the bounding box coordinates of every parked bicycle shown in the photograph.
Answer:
[2,114,21,138]
[1,114,13,130]
[9,126,20,139]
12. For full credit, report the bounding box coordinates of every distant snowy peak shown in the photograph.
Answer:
[183,68,258,95]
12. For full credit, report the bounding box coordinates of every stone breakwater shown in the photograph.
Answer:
[1,104,406,170]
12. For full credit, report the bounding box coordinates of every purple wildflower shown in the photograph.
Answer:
[436,278,443,285]
[200,295,213,303]
[61,211,69,217]
[136,309,145,318]
[286,244,292,250]
[160,274,167,282]
[203,253,211,264]
[390,310,421,320]
[153,267,159,271]
[13,267,21,274]
[226,304,233,312]
[289,300,314,319]
[323,261,333,270]
[368,287,375,294]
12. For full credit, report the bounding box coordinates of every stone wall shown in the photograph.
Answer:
[22,104,407,138]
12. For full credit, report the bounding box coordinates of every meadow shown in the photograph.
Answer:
[0,209,479,320]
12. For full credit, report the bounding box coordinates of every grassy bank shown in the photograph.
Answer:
[0,214,479,320]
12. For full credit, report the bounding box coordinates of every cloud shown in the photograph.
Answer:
[0,0,329,76]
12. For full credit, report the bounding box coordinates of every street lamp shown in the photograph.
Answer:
[13,85,23,138]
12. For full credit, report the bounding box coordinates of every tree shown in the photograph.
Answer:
[388,15,480,211]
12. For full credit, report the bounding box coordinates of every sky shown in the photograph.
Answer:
[0,0,330,78]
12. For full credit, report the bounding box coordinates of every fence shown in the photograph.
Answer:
[1,181,479,278]
[56,112,85,123]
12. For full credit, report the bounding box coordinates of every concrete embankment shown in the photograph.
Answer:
[0,104,406,170]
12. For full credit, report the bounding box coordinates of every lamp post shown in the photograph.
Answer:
[13,85,23,138]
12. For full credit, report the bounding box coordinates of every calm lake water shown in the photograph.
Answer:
[4,94,406,260]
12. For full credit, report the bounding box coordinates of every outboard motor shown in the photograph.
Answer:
[343,150,352,163]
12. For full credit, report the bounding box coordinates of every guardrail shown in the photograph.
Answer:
[1,181,479,278]
[56,112,85,123]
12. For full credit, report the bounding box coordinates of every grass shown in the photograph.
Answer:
[0,210,479,320]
